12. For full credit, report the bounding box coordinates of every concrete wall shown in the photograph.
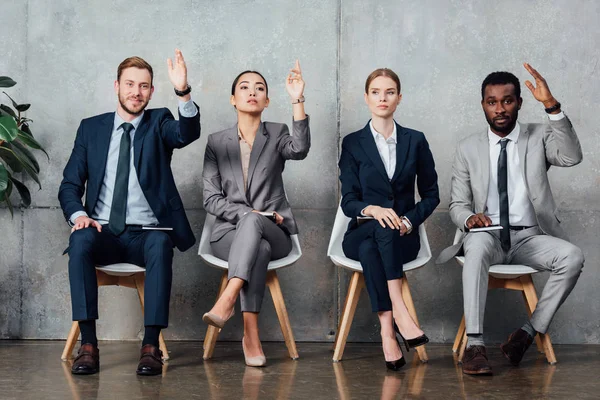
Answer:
[1,0,598,344]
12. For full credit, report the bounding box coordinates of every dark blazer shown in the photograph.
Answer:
[203,118,310,242]
[339,122,439,236]
[58,107,201,251]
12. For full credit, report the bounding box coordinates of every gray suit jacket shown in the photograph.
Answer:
[436,115,582,264]
[203,117,310,242]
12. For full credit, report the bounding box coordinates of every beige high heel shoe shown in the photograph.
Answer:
[242,337,267,367]
[202,308,235,331]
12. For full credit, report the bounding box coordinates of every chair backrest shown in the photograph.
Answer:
[451,227,538,278]
[198,212,302,271]
[327,205,432,272]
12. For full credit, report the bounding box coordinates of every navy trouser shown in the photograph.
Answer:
[342,220,420,312]
[65,225,174,327]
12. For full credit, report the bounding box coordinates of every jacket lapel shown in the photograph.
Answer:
[95,113,115,184]
[133,112,150,173]
[359,124,389,182]
[246,123,268,190]
[391,124,411,183]
[226,125,247,199]
[476,131,490,210]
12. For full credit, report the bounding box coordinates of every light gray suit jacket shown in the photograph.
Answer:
[203,117,310,242]
[436,115,582,264]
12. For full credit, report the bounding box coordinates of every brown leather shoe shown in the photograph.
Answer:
[462,345,492,375]
[136,344,163,376]
[71,343,100,375]
[501,328,534,366]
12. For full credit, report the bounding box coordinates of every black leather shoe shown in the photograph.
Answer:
[500,328,534,366]
[136,344,163,376]
[384,336,406,371]
[462,345,492,375]
[393,322,429,351]
[71,343,100,375]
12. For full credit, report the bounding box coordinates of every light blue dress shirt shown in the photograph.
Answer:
[69,99,198,225]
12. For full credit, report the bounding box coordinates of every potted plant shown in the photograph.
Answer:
[0,76,48,216]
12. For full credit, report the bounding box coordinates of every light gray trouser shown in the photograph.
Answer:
[462,227,584,334]
[211,212,292,312]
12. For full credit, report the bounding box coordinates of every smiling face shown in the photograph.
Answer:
[230,72,269,114]
[364,75,402,118]
[114,67,154,118]
[481,83,522,136]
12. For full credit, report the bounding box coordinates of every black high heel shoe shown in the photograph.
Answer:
[394,321,429,351]
[384,336,406,371]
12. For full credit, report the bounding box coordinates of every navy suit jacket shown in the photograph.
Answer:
[58,107,201,252]
[339,122,440,236]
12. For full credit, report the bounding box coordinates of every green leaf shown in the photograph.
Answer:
[16,104,30,112]
[4,178,14,216]
[0,115,19,141]
[0,142,24,172]
[0,104,17,118]
[0,163,8,194]
[3,91,19,109]
[0,145,41,189]
[17,129,49,159]
[0,77,17,88]
[10,175,31,207]
[12,139,40,173]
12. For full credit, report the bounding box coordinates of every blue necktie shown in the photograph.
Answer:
[108,122,134,236]
[498,139,510,251]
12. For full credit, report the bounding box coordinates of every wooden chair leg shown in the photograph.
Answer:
[458,330,467,363]
[520,276,557,364]
[401,277,428,363]
[333,272,364,362]
[453,315,466,353]
[203,271,229,360]
[332,272,353,351]
[134,273,170,360]
[266,270,299,360]
[61,321,81,361]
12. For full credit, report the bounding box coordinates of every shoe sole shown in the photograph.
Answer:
[462,369,493,376]
[202,314,224,330]
[71,367,99,375]
[136,369,162,376]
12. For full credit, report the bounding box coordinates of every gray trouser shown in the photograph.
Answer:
[211,212,292,312]
[462,227,584,334]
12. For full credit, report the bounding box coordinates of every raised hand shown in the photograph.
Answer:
[523,63,557,107]
[167,48,188,91]
[285,60,305,100]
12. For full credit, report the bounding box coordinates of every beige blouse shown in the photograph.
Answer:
[238,129,252,191]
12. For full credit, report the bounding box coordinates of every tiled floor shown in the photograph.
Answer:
[0,341,599,399]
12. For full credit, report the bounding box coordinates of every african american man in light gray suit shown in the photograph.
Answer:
[437,63,584,375]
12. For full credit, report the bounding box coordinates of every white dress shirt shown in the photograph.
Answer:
[478,112,566,227]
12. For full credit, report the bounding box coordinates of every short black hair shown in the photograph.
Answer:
[231,70,269,96]
[481,71,520,100]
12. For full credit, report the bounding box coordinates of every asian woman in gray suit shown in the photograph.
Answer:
[201,61,310,367]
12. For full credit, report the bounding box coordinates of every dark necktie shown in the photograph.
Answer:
[498,138,510,251]
[108,122,134,236]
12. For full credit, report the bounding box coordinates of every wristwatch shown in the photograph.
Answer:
[174,85,192,96]
[544,101,561,114]
[292,96,305,104]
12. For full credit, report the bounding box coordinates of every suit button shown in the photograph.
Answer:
[388,195,394,200]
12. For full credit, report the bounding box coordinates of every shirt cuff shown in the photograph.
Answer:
[178,98,198,118]
[70,211,89,226]
[360,206,368,217]
[547,111,565,121]
[464,214,475,229]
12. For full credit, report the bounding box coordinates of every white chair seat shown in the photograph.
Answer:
[327,206,432,273]
[198,213,302,270]
[96,263,145,276]
[452,229,539,279]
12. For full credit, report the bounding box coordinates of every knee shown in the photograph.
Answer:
[563,245,585,274]
[258,240,271,256]
[373,224,396,241]
[238,212,263,230]
[145,232,174,254]
[69,228,98,251]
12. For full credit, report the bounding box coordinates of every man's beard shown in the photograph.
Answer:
[486,111,518,134]
[119,93,149,116]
